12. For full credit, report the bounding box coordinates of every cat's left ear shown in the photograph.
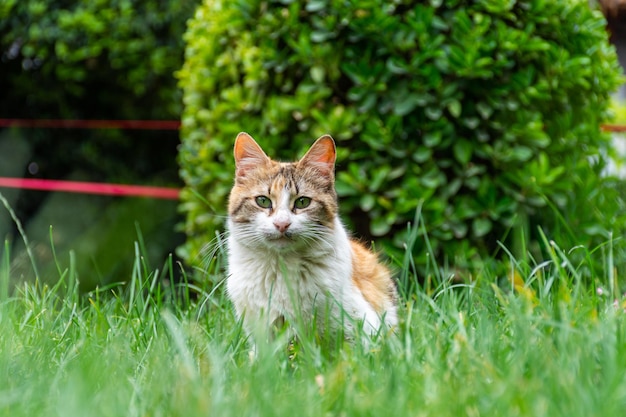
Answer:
[234,132,270,178]
[299,135,336,178]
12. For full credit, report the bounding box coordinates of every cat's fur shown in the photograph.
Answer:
[226,132,398,342]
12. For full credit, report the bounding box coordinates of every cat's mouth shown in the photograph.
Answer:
[265,232,295,245]
[268,233,293,241]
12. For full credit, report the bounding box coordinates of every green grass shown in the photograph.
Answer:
[2,230,626,417]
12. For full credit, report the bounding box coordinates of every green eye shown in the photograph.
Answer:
[255,196,272,209]
[294,197,311,209]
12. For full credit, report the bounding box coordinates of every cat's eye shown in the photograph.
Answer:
[255,196,272,209]
[294,197,312,209]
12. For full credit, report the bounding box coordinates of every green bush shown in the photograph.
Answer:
[0,0,196,182]
[0,0,196,286]
[178,0,624,275]
[0,0,196,119]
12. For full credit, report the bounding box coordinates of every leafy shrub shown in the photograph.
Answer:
[0,0,195,286]
[178,0,623,274]
[0,0,196,186]
[0,0,196,119]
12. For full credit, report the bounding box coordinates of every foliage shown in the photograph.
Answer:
[0,0,195,285]
[0,0,196,119]
[610,98,626,124]
[3,228,626,416]
[0,0,195,184]
[178,0,623,273]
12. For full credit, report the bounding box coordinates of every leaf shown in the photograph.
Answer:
[472,217,492,237]
[311,30,334,43]
[420,168,445,188]
[509,146,533,162]
[462,117,480,129]
[310,66,325,83]
[371,216,392,237]
[386,57,408,75]
[425,106,443,120]
[393,94,419,116]
[305,0,327,12]
[452,221,468,238]
[335,177,359,196]
[423,132,442,148]
[453,139,472,164]
[412,146,432,163]
[360,194,376,211]
[476,102,493,119]
[369,166,390,191]
[447,100,462,118]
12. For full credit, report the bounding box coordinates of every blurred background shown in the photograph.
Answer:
[0,0,197,289]
[2,0,626,290]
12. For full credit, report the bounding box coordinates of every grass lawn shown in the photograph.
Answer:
[2,231,626,417]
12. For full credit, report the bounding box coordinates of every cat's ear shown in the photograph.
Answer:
[234,132,270,178]
[299,135,336,177]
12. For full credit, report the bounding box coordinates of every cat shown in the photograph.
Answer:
[226,132,398,344]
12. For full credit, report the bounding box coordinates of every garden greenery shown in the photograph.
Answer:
[0,0,195,184]
[0,0,196,118]
[178,0,624,275]
[0,0,196,286]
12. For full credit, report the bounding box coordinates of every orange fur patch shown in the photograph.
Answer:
[350,240,397,313]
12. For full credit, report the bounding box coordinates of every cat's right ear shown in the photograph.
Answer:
[234,132,270,179]
[299,135,336,178]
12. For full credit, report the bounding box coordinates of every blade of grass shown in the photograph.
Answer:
[0,191,39,280]
[1,240,9,301]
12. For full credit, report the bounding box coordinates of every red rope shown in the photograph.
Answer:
[0,119,181,130]
[2,119,624,132]
[601,124,626,133]
[1,120,617,200]
[0,177,180,200]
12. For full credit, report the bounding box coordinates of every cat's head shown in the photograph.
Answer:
[228,132,338,252]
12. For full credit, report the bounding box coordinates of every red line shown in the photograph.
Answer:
[0,119,181,130]
[601,124,626,133]
[1,119,621,132]
[0,177,180,200]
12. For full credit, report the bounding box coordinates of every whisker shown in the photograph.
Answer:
[299,227,338,257]
[198,230,229,271]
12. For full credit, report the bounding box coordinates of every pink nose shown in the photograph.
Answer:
[273,219,291,233]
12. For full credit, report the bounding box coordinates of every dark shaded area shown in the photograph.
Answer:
[605,8,626,100]
[0,0,197,289]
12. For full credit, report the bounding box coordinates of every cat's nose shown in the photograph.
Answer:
[273,219,291,233]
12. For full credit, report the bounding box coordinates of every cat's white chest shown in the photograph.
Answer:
[226,217,383,338]
[227,237,343,327]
